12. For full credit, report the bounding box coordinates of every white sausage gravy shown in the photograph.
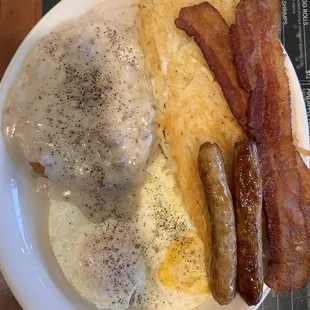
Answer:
[3,3,154,220]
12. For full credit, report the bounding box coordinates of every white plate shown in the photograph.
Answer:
[0,0,308,309]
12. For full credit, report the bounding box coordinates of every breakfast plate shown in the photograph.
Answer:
[0,0,309,310]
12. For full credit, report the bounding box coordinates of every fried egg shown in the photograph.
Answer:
[4,0,212,309]
[49,151,209,310]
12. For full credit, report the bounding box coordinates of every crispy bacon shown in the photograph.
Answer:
[232,0,291,142]
[230,5,257,93]
[175,2,250,135]
[175,0,310,294]
[297,154,310,244]
[258,138,309,292]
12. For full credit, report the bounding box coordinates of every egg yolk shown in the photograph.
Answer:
[158,234,210,295]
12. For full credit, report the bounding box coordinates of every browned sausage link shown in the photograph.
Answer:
[198,142,237,305]
[233,140,263,306]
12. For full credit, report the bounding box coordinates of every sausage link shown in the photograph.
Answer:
[233,140,263,306]
[198,142,237,305]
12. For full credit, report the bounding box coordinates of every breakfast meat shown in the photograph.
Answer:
[231,0,291,142]
[198,142,237,305]
[232,0,309,292]
[176,0,310,294]
[175,2,250,135]
[258,138,309,291]
[233,140,263,306]
[297,153,310,245]
[230,15,255,93]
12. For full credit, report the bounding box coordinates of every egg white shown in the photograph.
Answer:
[49,150,208,310]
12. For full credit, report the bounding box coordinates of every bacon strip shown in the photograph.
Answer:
[232,0,291,142]
[297,154,310,244]
[230,8,257,93]
[258,138,309,292]
[175,2,250,135]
